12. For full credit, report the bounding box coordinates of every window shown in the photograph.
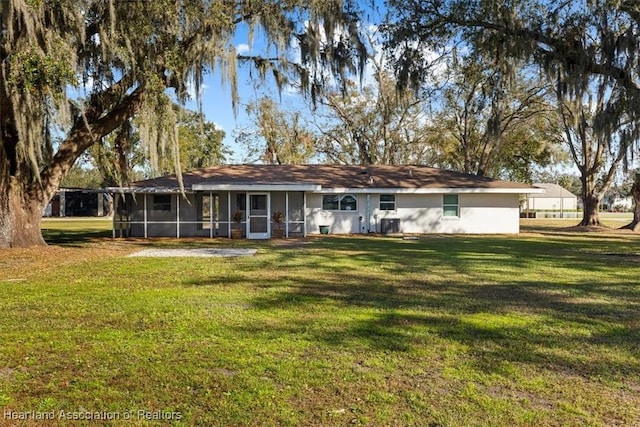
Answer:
[322,195,339,210]
[341,194,357,211]
[379,194,396,211]
[443,194,459,217]
[250,194,267,211]
[153,195,171,211]
[322,194,357,211]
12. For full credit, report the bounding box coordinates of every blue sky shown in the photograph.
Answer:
[182,4,387,164]
[183,73,247,163]
[182,24,315,163]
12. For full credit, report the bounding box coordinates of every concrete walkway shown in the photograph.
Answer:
[128,248,257,258]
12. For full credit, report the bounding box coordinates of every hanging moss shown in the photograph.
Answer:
[1,0,367,192]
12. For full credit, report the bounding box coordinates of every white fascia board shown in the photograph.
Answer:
[105,187,190,194]
[192,183,322,192]
[312,187,545,194]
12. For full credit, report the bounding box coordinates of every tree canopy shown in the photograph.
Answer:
[0,0,367,247]
[310,69,436,166]
[384,0,640,226]
[427,56,562,181]
[236,97,315,164]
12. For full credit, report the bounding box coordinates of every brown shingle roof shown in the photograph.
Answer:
[125,164,536,190]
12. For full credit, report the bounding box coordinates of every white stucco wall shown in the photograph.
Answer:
[306,193,366,234]
[306,192,522,234]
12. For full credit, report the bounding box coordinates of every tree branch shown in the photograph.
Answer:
[38,84,145,202]
[440,15,640,97]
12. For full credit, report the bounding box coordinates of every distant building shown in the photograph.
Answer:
[603,194,633,212]
[43,189,111,217]
[523,183,578,211]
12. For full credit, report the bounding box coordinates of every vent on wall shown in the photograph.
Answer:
[380,218,400,234]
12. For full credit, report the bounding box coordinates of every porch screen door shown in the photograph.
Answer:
[247,193,270,239]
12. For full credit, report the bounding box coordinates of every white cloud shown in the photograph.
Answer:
[236,43,251,55]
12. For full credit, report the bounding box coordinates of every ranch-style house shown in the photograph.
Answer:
[108,164,543,239]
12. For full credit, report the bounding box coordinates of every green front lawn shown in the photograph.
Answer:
[1,220,639,425]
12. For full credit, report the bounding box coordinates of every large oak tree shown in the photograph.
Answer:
[0,0,366,247]
[312,72,436,165]
[384,0,640,227]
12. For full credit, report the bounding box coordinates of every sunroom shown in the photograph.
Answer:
[112,183,317,239]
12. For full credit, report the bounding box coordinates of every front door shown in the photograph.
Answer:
[247,193,270,239]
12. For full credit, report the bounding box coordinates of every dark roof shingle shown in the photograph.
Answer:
[126,164,536,190]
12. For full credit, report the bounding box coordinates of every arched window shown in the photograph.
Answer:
[340,194,357,211]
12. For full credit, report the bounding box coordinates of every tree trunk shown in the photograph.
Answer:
[578,173,603,226]
[0,80,145,248]
[621,173,640,231]
[580,194,602,226]
[0,178,47,248]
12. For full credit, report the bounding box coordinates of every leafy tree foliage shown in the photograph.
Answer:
[60,163,104,189]
[236,97,315,164]
[0,0,367,247]
[427,56,562,180]
[556,74,634,225]
[86,120,145,187]
[384,0,640,227]
[312,71,436,165]
[165,109,227,172]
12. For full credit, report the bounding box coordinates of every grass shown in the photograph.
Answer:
[520,213,634,231]
[1,218,639,425]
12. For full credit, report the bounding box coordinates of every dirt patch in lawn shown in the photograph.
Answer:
[0,242,137,281]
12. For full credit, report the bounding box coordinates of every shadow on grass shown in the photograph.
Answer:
[188,235,640,383]
[43,228,113,246]
[241,278,639,382]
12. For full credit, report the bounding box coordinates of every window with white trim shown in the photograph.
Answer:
[379,194,396,211]
[322,194,358,211]
[443,194,459,217]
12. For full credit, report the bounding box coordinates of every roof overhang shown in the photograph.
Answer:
[192,183,322,192]
[105,187,190,194]
[106,185,544,195]
[312,187,546,194]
